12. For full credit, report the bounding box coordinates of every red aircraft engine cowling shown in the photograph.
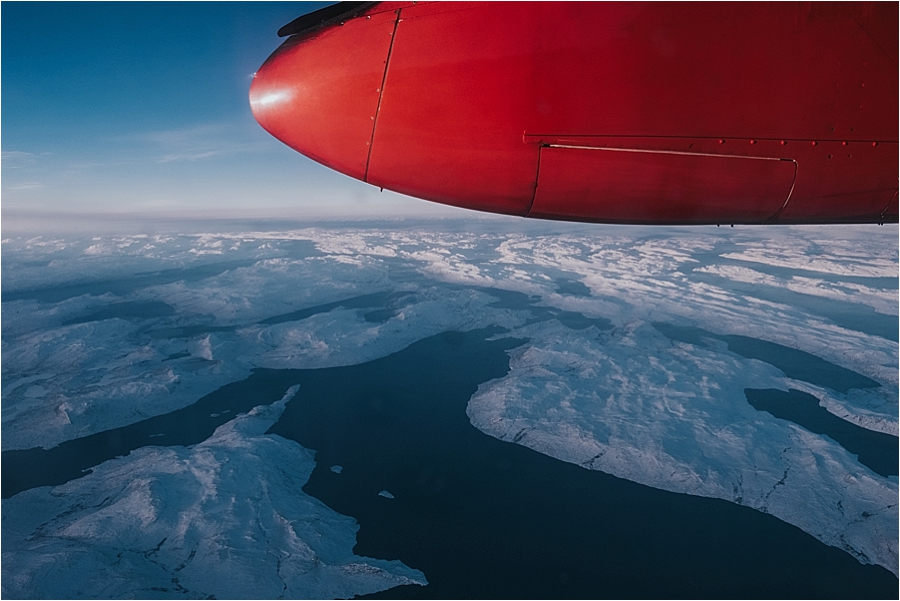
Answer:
[250,1,899,225]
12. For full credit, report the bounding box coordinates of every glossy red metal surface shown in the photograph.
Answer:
[249,6,399,180]
[530,146,797,224]
[250,1,899,224]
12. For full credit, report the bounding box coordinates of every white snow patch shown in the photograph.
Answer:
[188,335,214,361]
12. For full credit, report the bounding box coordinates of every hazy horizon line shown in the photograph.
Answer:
[0,205,518,235]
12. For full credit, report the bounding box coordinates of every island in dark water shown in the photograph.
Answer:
[3,326,895,598]
[269,328,897,599]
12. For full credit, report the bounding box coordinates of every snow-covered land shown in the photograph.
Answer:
[468,319,897,573]
[1,388,426,599]
[3,220,897,588]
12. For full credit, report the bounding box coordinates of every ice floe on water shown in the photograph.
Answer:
[1,387,426,599]
[2,220,897,585]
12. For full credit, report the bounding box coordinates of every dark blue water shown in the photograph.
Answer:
[258,291,404,325]
[3,328,896,597]
[62,301,176,325]
[745,388,898,478]
[555,278,592,297]
[267,329,895,599]
[654,323,880,393]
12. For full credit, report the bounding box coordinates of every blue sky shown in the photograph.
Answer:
[2,2,457,223]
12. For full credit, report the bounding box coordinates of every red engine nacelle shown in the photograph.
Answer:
[250,1,898,225]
